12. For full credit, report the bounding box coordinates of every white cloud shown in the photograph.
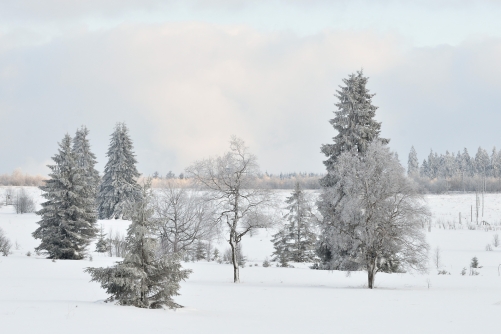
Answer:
[0,22,500,175]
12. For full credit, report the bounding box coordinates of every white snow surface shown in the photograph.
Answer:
[1,188,501,333]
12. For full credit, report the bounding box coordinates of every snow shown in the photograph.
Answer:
[1,188,501,333]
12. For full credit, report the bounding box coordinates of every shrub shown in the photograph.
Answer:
[0,227,12,256]
[437,270,450,275]
[486,244,493,251]
[471,256,479,268]
[460,267,467,276]
[262,258,270,267]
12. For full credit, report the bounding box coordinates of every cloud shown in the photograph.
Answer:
[0,22,500,175]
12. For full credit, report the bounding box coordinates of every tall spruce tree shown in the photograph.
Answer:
[320,70,389,186]
[272,183,317,264]
[86,182,191,309]
[33,134,98,259]
[318,70,388,267]
[407,146,419,177]
[73,126,100,199]
[98,123,141,219]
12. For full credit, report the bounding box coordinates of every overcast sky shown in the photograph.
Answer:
[1,0,501,176]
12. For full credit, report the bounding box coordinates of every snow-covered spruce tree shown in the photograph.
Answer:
[33,134,98,259]
[272,183,317,264]
[95,225,109,253]
[320,70,389,187]
[73,126,100,200]
[86,182,191,309]
[195,240,206,261]
[317,142,430,288]
[318,71,388,266]
[271,228,290,267]
[475,147,490,177]
[97,123,142,220]
[407,146,419,177]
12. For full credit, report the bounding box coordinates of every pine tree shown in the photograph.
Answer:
[86,182,191,309]
[97,123,142,219]
[320,70,389,186]
[407,146,419,177]
[33,134,98,259]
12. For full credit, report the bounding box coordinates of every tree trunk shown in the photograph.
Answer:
[367,259,376,289]
[229,238,239,283]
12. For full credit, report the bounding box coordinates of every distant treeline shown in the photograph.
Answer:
[0,169,46,187]
[408,146,501,193]
[147,172,323,189]
[4,169,322,189]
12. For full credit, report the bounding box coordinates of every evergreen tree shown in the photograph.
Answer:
[86,183,191,309]
[462,148,474,177]
[420,159,429,178]
[73,126,100,199]
[33,134,98,259]
[95,225,109,253]
[320,70,389,186]
[212,248,220,262]
[283,183,317,262]
[475,147,490,177]
[407,146,419,176]
[491,147,501,179]
[195,240,206,261]
[271,228,290,266]
[97,123,142,219]
[442,150,456,179]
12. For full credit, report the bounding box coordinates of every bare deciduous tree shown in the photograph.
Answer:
[186,136,275,283]
[493,233,499,247]
[152,182,218,255]
[14,188,36,214]
[318,142,430,289]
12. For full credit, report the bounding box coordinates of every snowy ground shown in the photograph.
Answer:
[1,188,501,333]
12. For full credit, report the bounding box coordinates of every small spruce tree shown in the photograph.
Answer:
[271,228,290,266]
[95,225,109,253]
[471,256,479,269]
[271,183,317,264]
[195,240,206,261]
[86,182,191,309]
[212,248,220,262]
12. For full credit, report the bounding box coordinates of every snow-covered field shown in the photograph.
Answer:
[1,188,501,333]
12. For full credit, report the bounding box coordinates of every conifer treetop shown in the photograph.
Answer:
[321,70,389,172]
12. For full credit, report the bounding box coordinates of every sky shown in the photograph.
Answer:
[1,0,501,176]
